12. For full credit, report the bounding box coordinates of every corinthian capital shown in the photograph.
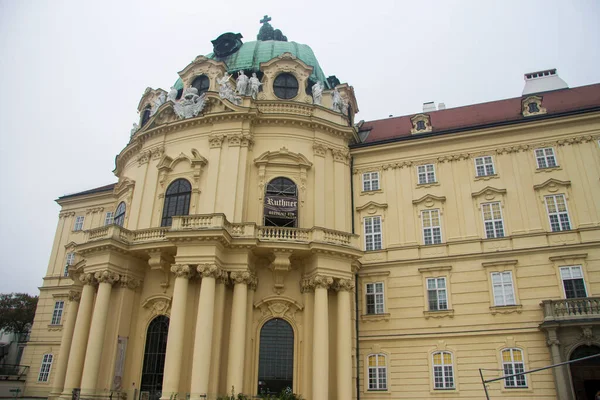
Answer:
[230,270,256,285]
[171,264,194,279]
[79,273,96,286]
[310,274,334,290]
[119,275,142,290]
[197,263,221,279]
[333,278,355,292]
[95,270,120,285]
[68,290,81,302]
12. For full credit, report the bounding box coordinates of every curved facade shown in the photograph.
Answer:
[20,23,600,400]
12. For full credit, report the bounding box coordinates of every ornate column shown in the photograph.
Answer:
[243,275,258,393]
[61,274,96,398]
[334,278,355,400]
[50,291,81,398]
[208,273,229,395]
[300,279,314,398]
[546,329,573,400]
[80,270,120,396]
[160,265,194,400]
[226,271,254,395]
[190,264,220,400]
[311,275,333,400]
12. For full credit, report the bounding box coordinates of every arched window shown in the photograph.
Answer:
[263,177,298,227]
[432,351,455,389]
[113,202,126,227]
[191,75,210,95]
[501,348,527,388]
[273,73,299,100]
[257,318,294,395]
[141,105,152,127]
[37,353,53,382]
[140,316,169,400]
[367,354,387,391]
[161,179,192,227]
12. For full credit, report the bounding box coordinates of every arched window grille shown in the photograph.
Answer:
[191,75,210,95]
[161,179,192,227]
[141,105,152,127]
[257,318,294,395]
[113,202,126,227]
[140,316,169,400]
[263,177,298,227]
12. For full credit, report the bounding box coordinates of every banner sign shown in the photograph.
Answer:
[264,195,298,220]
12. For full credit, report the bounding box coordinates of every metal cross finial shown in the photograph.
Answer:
[260,15,271,24]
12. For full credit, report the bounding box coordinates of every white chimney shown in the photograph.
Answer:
[423,101,436,112]
[522,68,568,95]
[438,103,446,110]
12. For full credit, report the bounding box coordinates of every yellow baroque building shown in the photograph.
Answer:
[21,20,600,400]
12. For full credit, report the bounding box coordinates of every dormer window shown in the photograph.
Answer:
[528,102,539,113]
[522,96,546,117]
[273,73,299,99]
[416,120,426,131]
[410,114,432,134]
[191,75,210,96]
[141,105,152,127]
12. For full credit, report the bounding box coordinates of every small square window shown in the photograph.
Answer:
[474,156,495,177]
[362,172,380,192]
[535,147,557,169]
[364,216,383,251]
[417,164,436,185]
[366,282,385,314]
[427,277,448,311]
[104,212,114,226]
[73,216,85,231]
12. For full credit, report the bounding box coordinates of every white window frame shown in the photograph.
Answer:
[482,202,505,238]
[474,156,495,176]
[432,351,455,389]
[535,147,558,169]
[362,172,380,192]
[545,194,571,232]
[427,277,448,311]
[559,266,587,299]
[104,211,114,226]
[502,348,527,388]
[365,282,385,314]
[422,209,442,244]
[417,164,436,185]
[73,216,85,231]
[37,353,53,382]
[491,271,516,306]
[51,301,64,325]
[364,216,382,251]
[64,252,76,277]
[367,354,388,391]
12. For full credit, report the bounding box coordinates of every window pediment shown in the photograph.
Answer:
[137,87,167,113]
[177,57,227,92]
[533,178,571,192]
[471,186,507,200]
[142,294,172,317]
[113,177,135,198]
[254,147,312,169]
[157,149,208,172]
[412,194,446,206]
[355,201,388,214]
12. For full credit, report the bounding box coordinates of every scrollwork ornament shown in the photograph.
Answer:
[197,263,221,279]
[300,277,314,293]
[68,291,81,302]
[171,264,194,279]
[79,273,96,286]
[333,278,355,292]
[95,270,120,285]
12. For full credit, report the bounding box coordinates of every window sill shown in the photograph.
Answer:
[501,387,532,394]
[423,309,454,319]
[416,181,440,188]
[490,305,522,315]
[535,166,561,173]
[48,324,63,331]
[361,313,390,322]
[364,389,391,396]
[474,174,499,181]
[361,189,383,196]
[430,388,458,394]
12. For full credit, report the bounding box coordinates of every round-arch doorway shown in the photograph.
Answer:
[257,318,294,395]
[569,344,600,400]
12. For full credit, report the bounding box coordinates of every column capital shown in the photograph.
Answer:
[119,275,142,290]
[333,278,355,292]
[94,270,120,285]
[217,270,230,286]
[79,273,97,286]
[68,290,82,302]
[303,274,334,291]
[230,270,256,285]
[171,264,194,279]
[197,263,221,279]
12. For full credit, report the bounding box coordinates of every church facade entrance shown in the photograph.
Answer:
[569,345,600,400]
[257,318,294,395]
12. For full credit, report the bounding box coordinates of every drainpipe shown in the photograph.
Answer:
[350,155,360,400]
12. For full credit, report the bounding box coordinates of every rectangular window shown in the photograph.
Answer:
[37,354,53,382]
[427,277,448,311]
[502,349,527,388]
[73,216,85,231]
[364,216,382,251]
[366,282,385,314]
[422,209,442,244]
[545,195,571,232]
[535,147,557,169]
[51,301,64,325]
[362,172,380,192]
[560,266,587,299]
[417,164,436,184]
[475,156,495,176]
[482,202,505,238]
[368,354,387,390]
[64,252,75,277]
[104,211,114,226]
[433,351,455,389]
[491,272,516,306]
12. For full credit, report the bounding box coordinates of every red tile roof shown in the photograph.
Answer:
[358,84,600,145]
[58,183,116,200]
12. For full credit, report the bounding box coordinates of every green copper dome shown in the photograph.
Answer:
[174,40,328,91]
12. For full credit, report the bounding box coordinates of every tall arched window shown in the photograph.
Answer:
[141,105,152,127]
[140,316,169,400]
[161,179,192,227]
[191,75,210,95]
[113,202,126,227]
[263,177,298,227]
[257,318,294,395]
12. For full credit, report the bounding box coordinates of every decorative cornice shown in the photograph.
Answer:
[95,270,120,285]
[549,253,587,262]
[209,134,225,148]
[171,264,194,279]
[59,211,76,219]
[85,207,105,214]
[482,260,518,268]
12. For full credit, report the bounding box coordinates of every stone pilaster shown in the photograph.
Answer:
[546,329,572,400]
[333,278,355,400]
[310,274,333,400]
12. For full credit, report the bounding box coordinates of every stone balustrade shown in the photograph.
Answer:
[542,297,600,321]
[84,214,359,249]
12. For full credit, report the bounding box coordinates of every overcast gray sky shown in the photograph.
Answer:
[0,0,599,294]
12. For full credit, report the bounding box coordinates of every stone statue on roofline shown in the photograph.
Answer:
[218,73,242,105]
[312,81,323,105]
[236,71,249,96]
[130,123,139,137]
[173,86,206,119]
[167,86,178,103]
[151,92,167,116]
[249,73,262,99]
